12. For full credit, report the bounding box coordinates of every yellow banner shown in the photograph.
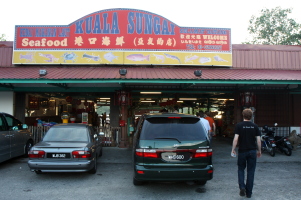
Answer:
[13,51,232,66]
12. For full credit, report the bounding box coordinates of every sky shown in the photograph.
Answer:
[1,0,300,44]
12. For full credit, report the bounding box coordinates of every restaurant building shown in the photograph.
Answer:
[1,8,301,147]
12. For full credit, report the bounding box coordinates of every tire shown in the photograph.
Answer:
[24,140,33,158]
[133,177,144,186]
[195,180,207,185]
[88,157,98,174]
[268,147,275,157]
[284,148,292,156]
[35,170,42,174]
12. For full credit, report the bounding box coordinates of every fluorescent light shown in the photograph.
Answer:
[179,98,197,100]
[218,99,235,101]
[99,98,110,100]
[177,101,183,103]
[141,100,155,102]
[140,92,162,94]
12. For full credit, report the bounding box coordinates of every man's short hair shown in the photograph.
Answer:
[199,111,205,118]
[242,109,253,120]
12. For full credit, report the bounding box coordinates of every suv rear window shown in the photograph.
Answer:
[140,117,207,141]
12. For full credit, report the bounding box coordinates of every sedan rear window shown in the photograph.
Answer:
[140,117,207,141]
[43,127,89,142]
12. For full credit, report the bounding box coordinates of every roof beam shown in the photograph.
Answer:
[238,84,264,90]
[2,79,301,85]
[46,83,69,89]
[0,83,14,89]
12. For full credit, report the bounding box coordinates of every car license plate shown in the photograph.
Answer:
[161,152,190,162]
[52,154,66,158]
[47,153,70,158]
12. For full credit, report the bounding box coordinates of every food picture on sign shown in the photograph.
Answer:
[13,8,232,66]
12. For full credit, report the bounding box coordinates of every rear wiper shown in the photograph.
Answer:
[154,137,181,143]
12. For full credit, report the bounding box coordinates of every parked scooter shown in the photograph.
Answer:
[273,123,293,156]
[261,125,276,157]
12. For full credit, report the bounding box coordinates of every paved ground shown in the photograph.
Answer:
[0,136,300,200]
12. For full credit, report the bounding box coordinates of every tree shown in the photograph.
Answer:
[246,7,301,45]
[0,34,7,41]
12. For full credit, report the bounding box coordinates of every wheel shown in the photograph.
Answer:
[284,148,292,156]
[268,147,275,157]
[133,177,144,186]
[24,140,33,158]
[35,170,42,174]
[195,180,207,185]
[88,157,98,174]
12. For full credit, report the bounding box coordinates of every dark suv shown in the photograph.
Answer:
[132,113,213,185]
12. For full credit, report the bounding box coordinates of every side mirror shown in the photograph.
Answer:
[98,132,105,136]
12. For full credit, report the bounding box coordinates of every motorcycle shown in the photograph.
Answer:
[274,135,293,156]
[264,123,293,156]
[261,125,276,157]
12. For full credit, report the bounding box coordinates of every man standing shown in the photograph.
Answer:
[197,111,211,139]
[231,108,261,198]
[205,111,216,139]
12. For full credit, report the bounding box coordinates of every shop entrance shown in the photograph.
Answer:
[22,90,238,147]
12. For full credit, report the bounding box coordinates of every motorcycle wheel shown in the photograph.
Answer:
[284,148,292,156]
[268,147,275,157]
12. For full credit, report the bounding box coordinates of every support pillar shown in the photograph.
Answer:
[119,104,129,148]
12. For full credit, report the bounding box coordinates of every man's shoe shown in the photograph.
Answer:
[246,195,252,198]
[239,188,246,196]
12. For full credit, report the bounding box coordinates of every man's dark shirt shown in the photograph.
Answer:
[234,121,261,153]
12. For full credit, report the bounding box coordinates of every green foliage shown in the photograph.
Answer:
[246,7,301,45]
[0,34,7,41]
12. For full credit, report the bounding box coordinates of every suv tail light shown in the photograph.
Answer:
[135,149,159,158]
[28,150,45,158]
[194,149,212,158]
[72,151,91,158]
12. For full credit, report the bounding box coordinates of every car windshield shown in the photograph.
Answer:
[140,117,207,140]
[43,127,89,142]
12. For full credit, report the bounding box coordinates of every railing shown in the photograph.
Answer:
[29,125,120,147]
[260,126,290,137]
[29,126,51,144]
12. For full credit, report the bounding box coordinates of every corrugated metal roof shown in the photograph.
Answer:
[0,42,13,67]
[0,66,301,81]
[232,44,301,70]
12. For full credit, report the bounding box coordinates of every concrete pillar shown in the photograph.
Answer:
[0,91,14,115]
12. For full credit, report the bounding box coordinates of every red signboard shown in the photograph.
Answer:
[14,8,231,52]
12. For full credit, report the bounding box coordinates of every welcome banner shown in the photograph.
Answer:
[13,8,232,66]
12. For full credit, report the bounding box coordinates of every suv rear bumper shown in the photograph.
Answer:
[134,165,213,181]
